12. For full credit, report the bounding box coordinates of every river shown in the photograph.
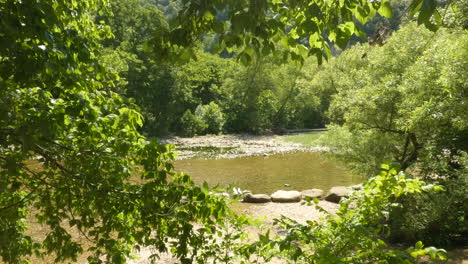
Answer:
[175,151,361,194]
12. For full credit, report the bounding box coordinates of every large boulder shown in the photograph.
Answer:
[242,193,271,203]
[271,190,302,203]
[325,186,350,203]
[301,189,325,200]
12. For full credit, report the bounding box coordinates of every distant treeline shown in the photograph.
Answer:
[98,0,414,137]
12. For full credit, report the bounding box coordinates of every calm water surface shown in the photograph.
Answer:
[175,151,361,194]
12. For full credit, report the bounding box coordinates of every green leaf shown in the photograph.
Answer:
[378,1,393,18]
[415,241,424,249]
[289,29,299,39]
[354,27,367,40]
[204,10,214,20]
[409,0,424,17]
[356,6,371,24]
[335,29,350,50]
[417,0,436,25]
[309,32,320,48]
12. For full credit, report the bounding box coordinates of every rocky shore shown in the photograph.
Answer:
[240,184,361,204]
[161,134,327,160]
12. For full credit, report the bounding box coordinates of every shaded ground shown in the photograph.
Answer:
[231,200,339,228]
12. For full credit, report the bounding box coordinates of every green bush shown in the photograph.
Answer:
[389,182,468,248]
[179,109,207,137]
[389,152,468,248]
[195,102,225,135]
[252,90,278,134]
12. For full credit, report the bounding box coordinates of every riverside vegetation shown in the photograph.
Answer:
[1,0,466,263]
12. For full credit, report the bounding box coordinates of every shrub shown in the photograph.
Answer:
[389,152,468,248]
[179,109,207,137]
[195,102,225,134]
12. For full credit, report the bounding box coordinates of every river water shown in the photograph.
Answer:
[175,151,361,194]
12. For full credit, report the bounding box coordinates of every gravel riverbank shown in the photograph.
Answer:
[162,134,327,160]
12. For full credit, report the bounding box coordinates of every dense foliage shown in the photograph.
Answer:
[321,23,467,173]
[98,0,461,137]
[99,0,424,137]
[161,0,443,64]
[1,0,465,263]
[0,0,246,263]
[315,22,467,247]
